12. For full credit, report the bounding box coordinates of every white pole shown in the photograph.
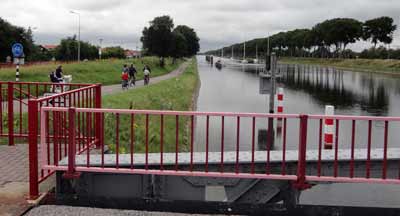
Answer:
[70,11,81,62]
[78,13,81,62]
[15,60,20,82]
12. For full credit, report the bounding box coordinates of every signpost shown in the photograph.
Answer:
[258,52,277,150]
[12,43,24,82]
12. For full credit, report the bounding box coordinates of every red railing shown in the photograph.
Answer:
[37,107,400,199]
[0,81,101,199]
[0,81,96,146]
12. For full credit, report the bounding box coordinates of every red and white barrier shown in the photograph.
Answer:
[277,87,284,113]
[324,105,334,149]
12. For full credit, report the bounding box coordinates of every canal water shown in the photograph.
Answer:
[194,56,400,208]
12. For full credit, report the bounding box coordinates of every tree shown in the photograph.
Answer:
[314,18,363,56]
[102,46,125,59]
[173,25,200,56]
[141,15,175,66]
[55,36,98,61]
[363,16,397,48]
[170,31,187,62]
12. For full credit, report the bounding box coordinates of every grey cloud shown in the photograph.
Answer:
[1,0,399,52]
[60,0,124,12]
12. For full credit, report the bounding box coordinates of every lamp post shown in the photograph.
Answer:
[99,38,103,60]
[70,10,81,62]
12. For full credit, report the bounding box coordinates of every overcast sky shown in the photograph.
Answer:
[2,0,400,52]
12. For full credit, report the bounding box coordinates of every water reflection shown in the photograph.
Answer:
[279,64,389,115]
[196,57,400,152]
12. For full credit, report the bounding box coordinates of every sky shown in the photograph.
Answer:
[1,0,400,52]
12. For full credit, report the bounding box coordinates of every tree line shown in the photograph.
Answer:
[0,17,131,62]
[206,16,397,59]
[141,15,200,66]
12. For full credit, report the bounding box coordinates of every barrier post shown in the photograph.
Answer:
[277,87,284,114]
[324,105,335,149]
[15,62,20,82]
[276,87,284,135]
[28,99,39,199]
[63,107,81,179]
[293,114,311,190]
[94,84,102,148]
[7,82,14,146]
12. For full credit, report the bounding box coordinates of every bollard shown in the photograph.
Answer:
[324,105,334,149]
[277,87,284,113]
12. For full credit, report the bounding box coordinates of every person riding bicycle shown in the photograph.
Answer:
[128,64,137,86]
[143,66,151,85]
[121,71,129,90]
[55,65,64,82]
[49,71,59,83]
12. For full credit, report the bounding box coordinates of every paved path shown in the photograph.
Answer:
[102,61,189,95]
[0,144,31,215]
[26,205,229,216]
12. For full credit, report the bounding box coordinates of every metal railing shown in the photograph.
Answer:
[0,81,102,199]
[0,81,96,145]
[37,107,400,199]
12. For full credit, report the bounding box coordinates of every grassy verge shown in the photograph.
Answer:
[0,57,182,85]
[101,58,199,153]
[280,57,400,74]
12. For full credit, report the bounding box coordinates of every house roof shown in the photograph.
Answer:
[42,45,58,50]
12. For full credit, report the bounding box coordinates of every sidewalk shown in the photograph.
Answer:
[0,144,32,216]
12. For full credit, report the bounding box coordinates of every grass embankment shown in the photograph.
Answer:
[0,57,182,85]
[280,57,400,74]
[102,59,199,153]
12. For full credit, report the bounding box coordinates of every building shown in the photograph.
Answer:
[124,49,141,58]
[40,45,58,51]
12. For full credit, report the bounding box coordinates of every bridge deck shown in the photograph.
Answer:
[58,148,400,167]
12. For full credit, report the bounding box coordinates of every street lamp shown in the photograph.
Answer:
[70,10,81,62]
[99,38,103,60]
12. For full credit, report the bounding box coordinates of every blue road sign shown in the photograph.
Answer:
[12,43,24,58]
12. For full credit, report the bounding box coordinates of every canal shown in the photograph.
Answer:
[194,55,400,208]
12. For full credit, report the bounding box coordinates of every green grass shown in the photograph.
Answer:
[280,57,400,74]
[101,59,199,153]
[0,57,182,85]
